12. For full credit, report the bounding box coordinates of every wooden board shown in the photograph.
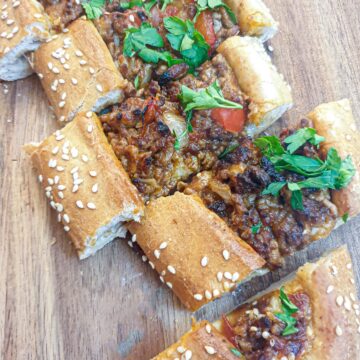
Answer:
[1,0,360,359]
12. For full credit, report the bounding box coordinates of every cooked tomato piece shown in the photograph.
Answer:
[211,108,247,133]
[195,10,216,48]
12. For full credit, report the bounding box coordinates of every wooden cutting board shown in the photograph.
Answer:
[1,1,360,359]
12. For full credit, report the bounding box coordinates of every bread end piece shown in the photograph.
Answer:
[25,112,144,259]
[128,192,266,311]
[307,99,360,218]
[217,36,293,136]
[31,18,127,123]
[0,0,51,81]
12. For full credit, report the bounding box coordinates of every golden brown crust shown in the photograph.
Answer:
[217,36,292,135]
[30,17,127,122]
[153,322,240,359]
[225,0,278,42]
[0,0,50,58]
[307,99,360,218]
[128,192,265,311]
[25,112,144,258]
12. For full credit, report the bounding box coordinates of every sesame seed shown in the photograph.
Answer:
[184,350,192,360]
[87,124,93,133]
[61,154,70,161]
[82,155,89,162]
[335,325,343,336]
[71,166,79,174]
[142,255,147,262]
[48,62,53,70]
[75,50,83,57]
[167,265,176,274]
[354,304,359,310]
[52,146,59,155]
[64,226,70,232]
[89,67,95,74]
[154,249,160,259]
[224,272,232,280]
[129,14,135,22]
[64,64,70,70]
[166,282,172,289]
[79,59,87,65]
[331,265,338,276]
[56,203,64,212]
[48,178,54,185]
[73,179,83,185]
[149,261,155,269]
[71,78,78,85]
[89,170,97,177]
[96,84,103,92]
[194,294,203,301]
[127,240,133,248]
[48,159,57,168]
[52,67,60,74]
[86,111,92,118]
[159,276,164,283]
[54,176,59,184]
[63,214,70,223]
[350,293,356,302]
[262,331,270,339]
[57,185,66,191]
[205,290,212,300]
[347,263,352,270]
[205,324,211,334]
[59,101,66,108]
[204,346,216,355]
[61,92,67,100]
[201,256,208,267]
[71,147,78,158]
[38,174,43,183]
[177,346,186,354]
[232,272,240,282]
[326,285,334,294]
[213,289,220,297]
[72,185,79,193]
[336,296,344,307]
[159,241,168,249]
[223,249,230,260]
[87,202,96,210]
[344,296,352,311]
[92,183,98,193]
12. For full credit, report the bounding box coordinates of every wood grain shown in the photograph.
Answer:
[1,1,360,359]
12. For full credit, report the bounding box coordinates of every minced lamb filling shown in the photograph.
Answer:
[222,289,312,360]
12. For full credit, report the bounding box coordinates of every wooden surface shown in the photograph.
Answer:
[1,1,360,359]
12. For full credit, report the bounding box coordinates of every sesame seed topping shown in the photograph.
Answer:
[86,111,92,118]
[75,50,83,57]
[159,276,164,283]
[57,166,65,172]
[96,84,103,92]
[72,185,79,193]
[336,296,344,307]
[64,226,70,232]
[335,325,343,336]
[129,14,135,22]
[54,176,59,184]
[205,290,212,300]
[331,265,338,276]
[61,92,67,100]
[71,147,78,158]
[167,265,176,274]
[205,324,211,334]
[344,296,352,311]
[89,170,97,177]
[87,124,93,133]
[52,146,59,154]
[142,255,147,262]
[38,73,44,79]
[52,67,60,74]
[159,241,168,249]
[166,282,172,289]
[61,154,70,161]
[48,178,54,185]
[204,346,216,355]
[59,101,66,108]
[154,249,160,259]
[177,346,186,354]
[262,331,270,339]
[217,272,223,282]
[64,64,70,70]
[184,350,192,360]
[127,240,133,248]
[70,166,79,174]
[63,214,70,223]
[213,289,220,297]
[92,183,98,193]
[201,256,208,267]
[89,67,95,74]
[194,294,203,301]
[149,261,155,269]
[224,272,232,280]
[38,174,43,183]
[58,191,64,199]
[79,59,87,65]
[347,263,352,269]
[87,202,96,210]
[48,62,53,70]
[58,185,66,191]
[223,249,230,260]
[350,293,356,302]
[76,200,84,209]
[326,285,334,294]
[82,155,89,162]
[232,272,240,282]
[71,78,78,85]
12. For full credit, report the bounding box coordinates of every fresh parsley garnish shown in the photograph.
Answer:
[163,16,210,69]
[255,128,356,211]
[119,0,143,9]
[160,0,173,11]
[342,212,349,223]
[82,0,105,19]
[218,143,240,159]
[134,74,140,90]
[275,287,299,336]
[178,81,243,112]
[123,23,181,66]
[173,110,193,151]
[251,223,262,234]
[143,0,157,13]
[194,0,236,23]
[230,347,242,357]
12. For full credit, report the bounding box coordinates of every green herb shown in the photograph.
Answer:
[218,143,240,159]
[275,287,299,336]
[134,75,140,90]
[123,23,181,66]
[178,81,243,112]
[118,0,142,9]
[255,128,356,211]
[144,0,157,13]
[342,212,349,223]
[284,127,325,154]
[82,0,105,19]
[230,347,242,357]
[173,110,193,151]
[164,16,210,69]
[161,0,173,11]
[251,223,262,234]
[194,0,236,23]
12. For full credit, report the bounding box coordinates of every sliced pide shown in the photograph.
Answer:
[24,112,144,259]
[0,0,51,81]
[30,17,128,123]
[154,246,360,359]
[128,192,266,311]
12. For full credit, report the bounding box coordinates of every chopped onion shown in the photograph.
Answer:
[163,112,188,149]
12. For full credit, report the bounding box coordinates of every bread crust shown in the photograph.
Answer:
[25,112,144,258]
[30,17,127,122]
[225,0,278,42]
[128,192,265,311]
[153,321,240,359]
[307,99,360,218]
[217,36,293,136]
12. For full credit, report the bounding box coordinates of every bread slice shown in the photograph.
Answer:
[128,192,266,311]
[0,0,51,81]
[29,17,128,123]
[225,0,278,42]
[217,36,293,136]
[154,246,360,359]
[24,112,144,259]
[307,99,360,219]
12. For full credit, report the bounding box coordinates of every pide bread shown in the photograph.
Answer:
[0,0,51,81]
[128,192,266,311]
[307,99,360,219]
[225,0,278,42]
[30,17,128,123]
[154,246,360,359]
[24,112,144,259]
[217,36,293,136]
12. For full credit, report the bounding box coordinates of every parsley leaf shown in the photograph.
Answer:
[230,347,242,357]
[194,0,237,24]
[218,143,240,159]
[164,16,210,69]
[82,0,105,19]
[144,0,157,13]
[118,0,143,9]
[275,287,299,336]
[124,23,180,66]
[179,81,243,112]
[173,110,193,151]
[342,212,349,223]
[251,223,262,234]
[134,74,140,90]
[253,136,285,158]
[161,0,173,11]
[262,181,287,196]
[284,127,325,154]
